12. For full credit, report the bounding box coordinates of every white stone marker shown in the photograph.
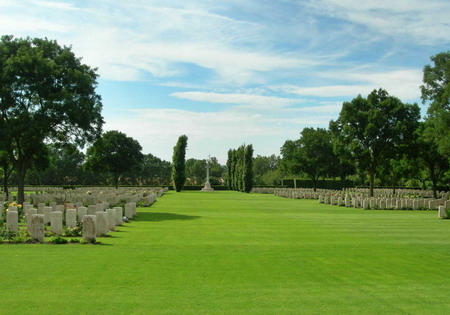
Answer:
[131,202,137,217]
[6,210,18,233]
[95,211,108,236]
[106,209,116,231]
[77,207,87,222]
[30,214,45,243]
[87,205,97,215]
[43,206,52,224]
[27,208,38,231]
[82,215,96,242]
[37,203,45,214]
[51,211,63,235]
[438,205,447,219]
[363,199,369,210]
[55,204,65,214]
[114,207,123,225]
[124,203,133,219]
[66,209,77,228]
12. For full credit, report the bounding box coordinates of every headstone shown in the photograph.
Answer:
[66,209,77,228]
[37,203,45,214]
[82,215,96,242]
[114,207,123,225]
[438,205,447,219]
[27,208,38,232]
[124,203,133,219]
[77,207,87,222]
[363,199,369,210]
[87,205,97,215]
[106,209,116,231]
[6,210,18,233]
[130,202,137,217]
[30,214,45,243]
[55,204,65,214]
[95,211,108,236]
[51,211,63,235]
[43,206,52,224]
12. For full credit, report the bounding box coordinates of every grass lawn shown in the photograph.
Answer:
[1,190,450,314]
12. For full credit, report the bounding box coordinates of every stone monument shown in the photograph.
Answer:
[202,155,214,192]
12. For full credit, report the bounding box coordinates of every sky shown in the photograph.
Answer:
[0,0,449,163]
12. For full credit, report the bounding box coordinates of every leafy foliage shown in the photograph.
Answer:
[171,135,188,192]
[0,35,103,203]
[85,130,143,188]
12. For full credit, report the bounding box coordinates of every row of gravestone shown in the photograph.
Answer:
[252,187,449,200]
[1,187,169,242]
[3,201,137,241]
[252,188,450,218]
[1,187,168,206]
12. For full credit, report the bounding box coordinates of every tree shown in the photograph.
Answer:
[0,35,103,203]
[226,150,233,189]
[243,144,254,193]
[253,154,279,185]
[416,121,449,198]
[0,151,14,197]
[171,135,188,192]
[420,51,450,156]
[281,128,336,192]
[85,130,143,188]
[330,89,420,197]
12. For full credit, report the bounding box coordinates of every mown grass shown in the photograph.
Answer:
[1,191,450,314]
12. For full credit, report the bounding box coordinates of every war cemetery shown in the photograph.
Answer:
[0,2,450,313]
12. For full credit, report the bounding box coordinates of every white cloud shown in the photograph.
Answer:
[171,91,303,108]
[306,0,450,44]
[104,108,300,163]
[271,69,422,101]
[34,1,79,11]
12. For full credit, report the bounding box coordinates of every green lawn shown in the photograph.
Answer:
[1,191,450,314]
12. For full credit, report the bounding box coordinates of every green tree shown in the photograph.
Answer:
[416,121,449,197]
[226,149,233,189]
[243,144,254,193]
[420,51,450,156]
[0,151,14,197]
[330,89,420,197]
[281,128,336,192]
[86,130,143,188]
[171,135,188,192]
[0,35,103,203]
[253,154,279,185]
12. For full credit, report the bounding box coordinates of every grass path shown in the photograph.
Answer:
[1,191,450,314]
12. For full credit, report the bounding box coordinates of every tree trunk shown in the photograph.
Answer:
[369,171,375,197]
[115,175,119,189]
[17,164,27,205]
[312,177,317,192]
[3,170,9,198]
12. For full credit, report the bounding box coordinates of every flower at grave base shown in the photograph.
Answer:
[17,204,22,208]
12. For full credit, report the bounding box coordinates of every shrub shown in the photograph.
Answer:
[62,225,82,237]
[49,236,68,244]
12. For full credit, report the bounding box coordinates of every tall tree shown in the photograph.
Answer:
[281,128,336,192]
[243,144,254,193]
[171,135,188,192]
[416,121,449,198]
[0,35,103,203]
[0,151,14,197]
[85,130,143,188]
[226,149,233,189]
[420,51,450,156]
[330,89,420,197]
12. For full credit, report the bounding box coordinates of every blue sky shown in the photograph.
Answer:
[1,0,449,163]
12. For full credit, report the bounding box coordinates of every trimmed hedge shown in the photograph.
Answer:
[282,179,354,190]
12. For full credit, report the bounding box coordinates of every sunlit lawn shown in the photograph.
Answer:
[1,190,450,314]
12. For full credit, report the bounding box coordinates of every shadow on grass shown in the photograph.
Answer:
[136,212,201,222]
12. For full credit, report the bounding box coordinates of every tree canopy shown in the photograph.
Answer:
[85,130,143,188]
[330,89,420,196]
[171,135,188,192]
[420,51,450,156]
[0,35,103,203]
